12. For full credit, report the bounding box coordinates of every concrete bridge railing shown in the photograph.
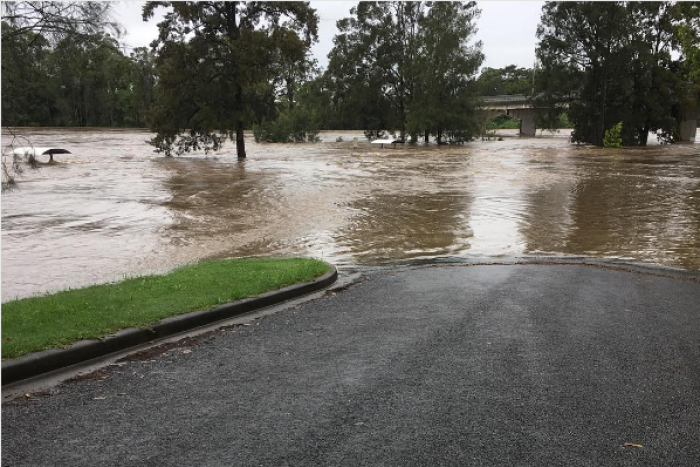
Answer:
[480,95,538,136]
[480,94,698,141]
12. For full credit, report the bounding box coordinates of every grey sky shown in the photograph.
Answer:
[114,1,544,71]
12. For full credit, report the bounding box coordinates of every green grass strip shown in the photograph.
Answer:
[2,258,331,359]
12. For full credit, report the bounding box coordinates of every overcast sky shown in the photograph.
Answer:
[114,1,544,71]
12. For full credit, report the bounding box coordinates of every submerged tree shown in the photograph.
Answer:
[675,2,700,82]
[673,2,700,124]
[143,1,318,158]
[321,2,422,135]
[324,1,482,142]
[535,1,696,146]
[408,1,483,143]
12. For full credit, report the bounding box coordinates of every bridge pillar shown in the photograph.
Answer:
[509,108,536,137]
[679,119,697,142]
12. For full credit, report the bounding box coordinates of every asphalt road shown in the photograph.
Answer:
[3,264,700,466]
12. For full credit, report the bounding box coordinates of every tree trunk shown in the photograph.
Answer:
[640,126,649,147]
[424,130,429,143]
[287,77,295,110]
[591,61,604,146]
[228,3,246,159]
[236,122,246,159]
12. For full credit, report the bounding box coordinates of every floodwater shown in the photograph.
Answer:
[2,128,699,299]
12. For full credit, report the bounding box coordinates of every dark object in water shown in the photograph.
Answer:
[13,147,71,163]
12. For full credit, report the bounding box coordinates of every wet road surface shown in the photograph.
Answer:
[2,129,700,299]
[3,264,700,466]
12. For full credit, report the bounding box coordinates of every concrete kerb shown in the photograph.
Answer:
[1,266,338,386]
[380,256,700,283]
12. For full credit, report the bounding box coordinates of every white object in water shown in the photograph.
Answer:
[370,138,404,148]
[12,147,71,162]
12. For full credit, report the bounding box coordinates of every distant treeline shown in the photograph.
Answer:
[2,24,155,128]
[1,4,531,134]
[2,1,699,151]
[535,2,699,146]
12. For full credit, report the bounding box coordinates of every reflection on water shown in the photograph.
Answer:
[561,151,700,269]
[2,129,699,299]
[338,191,473,263]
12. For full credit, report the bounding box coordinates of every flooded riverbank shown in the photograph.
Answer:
[2,129,699,299]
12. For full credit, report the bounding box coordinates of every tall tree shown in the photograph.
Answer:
[1,23,53,126]
[535,1,695,146]
[46,33,134,127]
[270,29,317,110]
[143,1,318,158]
[624,2,687,144]
[407,1,483,143]
[672,1,700,120]
[324,1,482,142]
[119,47,157,127]
[536,2,632,145]
[324,2,424,137]
[673,2,700,82]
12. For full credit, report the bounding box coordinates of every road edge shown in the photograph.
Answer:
[2,266,338,386]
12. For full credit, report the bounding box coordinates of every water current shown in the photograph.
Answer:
[2,128,699,299]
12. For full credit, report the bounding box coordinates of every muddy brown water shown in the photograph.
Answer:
[2,129,699,300]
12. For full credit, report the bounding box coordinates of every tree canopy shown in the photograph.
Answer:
[1,2,154,128]
[535,1,699,146]
[142,1,319,158]
[1,26,156,127]
[321,1,483,143]
[3,0,698,152]
[1,1,121,42]
[477,66,534,96]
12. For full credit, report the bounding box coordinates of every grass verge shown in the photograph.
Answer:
[2,258,331,359]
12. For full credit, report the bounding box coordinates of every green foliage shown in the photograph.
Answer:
[477,66,534,96]
[322,2,419,133]
[487,112,571,132]
[323,1,483,142]
[603,122,623,148]
[407,2,484,144]
[1,23,155,127]
[150,133,228,158]
[535,1,696,147]
[487,115,521,130]
[144,1,319,158]
[0,2,142,127]
[674,2,700,83]
[1,22,51,126]
[2,258,331,359]
[558,112,572,129]
[253,106,320,143]
[1,2,135,190]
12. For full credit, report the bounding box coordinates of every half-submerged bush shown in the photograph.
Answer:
[253,106,320,143]
[603,122,623,148]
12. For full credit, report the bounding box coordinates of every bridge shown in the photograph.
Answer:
[481,95,539,136]
[481,94,698,142]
